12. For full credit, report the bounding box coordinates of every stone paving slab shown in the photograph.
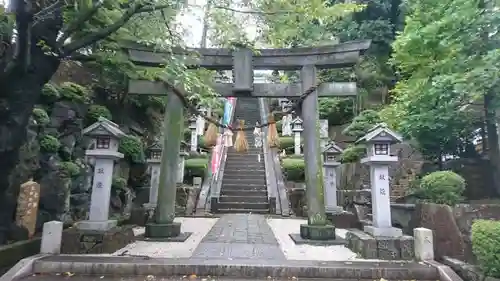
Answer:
[32,255,438,279]
[191,214,285,260]
[20,275,434,281]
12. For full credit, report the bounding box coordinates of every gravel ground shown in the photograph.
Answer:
[266,218,361,261]
[112,217,219,258]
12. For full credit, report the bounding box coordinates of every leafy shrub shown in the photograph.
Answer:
[343,109,381,139]
[59,161,81,178]
[119,135,145,163]
[185,158,209,180]
[282,158,305,182]
[339,145,365,163]
[279,136,301,155]
[41,83,60,102]
[87,105,112,124]
[319,98,354,126]
[39,135,60,153]
[187,151,209,159]
[472,220,500,278]
[32,108,50,126]
[276,120,283,133]
[112,177,128,190]
[59,82,91,103]
[417,170,465,205]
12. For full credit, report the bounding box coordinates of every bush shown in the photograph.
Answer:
[279,136,300,155]
[59,82,91,103]
[41,83,60,102]
[112,177,128,190]
[472,220,500,278]
[282,158,305,182]
[32,108,50,126]
[87,105,112,124]
[339,145,365,163]
[185,158,209,179]
[119,135,145,163]
[39,135,60,153]
[417,170,465,205]
[59,161,81,178]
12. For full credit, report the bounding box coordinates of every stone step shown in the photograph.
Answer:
[225,160,265,166]
[216,208,269,214]
[218,202,269,210]
[223,173,265,180]
[224,168,265,174]
[221,189,268,196]
[30,255,441,279]
[219,195,268,203]
[221,183,267,190]
[223,178,266,185]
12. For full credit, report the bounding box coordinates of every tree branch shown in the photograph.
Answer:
[57,0,104,46]
[60,3,171,56]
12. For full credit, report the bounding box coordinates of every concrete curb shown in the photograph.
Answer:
[33,255,439,279]
[425,260,465,281]
[0,254,49,281]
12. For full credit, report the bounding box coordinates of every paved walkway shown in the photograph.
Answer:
[191,214,285,260]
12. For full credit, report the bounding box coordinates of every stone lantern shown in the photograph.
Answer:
[78,117,125,231]
[322,141,343,213]
[188,116,198,152]
[357,123,403,237]
[196,108,207,136]
[283,101,293,113]
[292,117,303,155]
[279,98,290,112]
[177,142,189,183]
[144,141,162,209]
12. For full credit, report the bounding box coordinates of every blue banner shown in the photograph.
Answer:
[222,100,233,126]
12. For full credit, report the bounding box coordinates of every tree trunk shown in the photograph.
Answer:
[484,92,500,196]
[0,12,62,243]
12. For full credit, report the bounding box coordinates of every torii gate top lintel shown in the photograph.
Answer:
[123,40,371,71]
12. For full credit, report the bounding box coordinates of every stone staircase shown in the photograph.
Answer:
[217,98,269,214]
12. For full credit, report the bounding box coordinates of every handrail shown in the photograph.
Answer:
[207,98,237,212]
[259,98,290,216]
[259,98,278,214]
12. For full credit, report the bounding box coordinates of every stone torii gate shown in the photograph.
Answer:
[126,40,370,241]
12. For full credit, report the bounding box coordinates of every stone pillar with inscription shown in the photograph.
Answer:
[358,123,403,237]
[177,144,189,183]
[77,117,125,231]
[322,142,343,214]
[144,141,162,209]
[319,119,329,151]
[15,180,40,238]
[292,117,303,155]
[189,116,198,152]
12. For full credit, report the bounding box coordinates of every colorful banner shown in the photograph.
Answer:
[210,98,236,177]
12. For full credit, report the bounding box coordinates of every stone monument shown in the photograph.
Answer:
[358,123,403,237]
[345,123,415,260]
[77,117,125,231]
[196,107,207,136]
[144,141,162,209]
[177,143,189,184]
[319,119,329,150]
[15,180,40,238]
[322,141,343,214]
[292,117,303,155]
[189,116,198,152]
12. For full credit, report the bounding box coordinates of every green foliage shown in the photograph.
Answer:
[41,83,60,102]
[32,108,50,126]
[39,135,61,153]
[279,136,298,155]
[319,98,355,126]
[417,171,466,206]
[282,158,305,182]
[185,158,209,179]
[339,145,365,163]
[343,110,381,139]
[87,105,112,124]
[472,220,500,278]
[119,135,145,163]
[112,177,127,190]
[387,0,500,161]
[59,161,81,178]
[59,82,92,103]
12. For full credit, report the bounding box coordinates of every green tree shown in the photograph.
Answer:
[385,0,500,185]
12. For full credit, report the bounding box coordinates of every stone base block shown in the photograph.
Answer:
[75,220,117,231]
[145,222,191,241]
[327,210,359,228]
[289,233,346,246]
[61,225,135,254]
[346,228,414,260]
[364,225,403,237]
[299,223,336,240]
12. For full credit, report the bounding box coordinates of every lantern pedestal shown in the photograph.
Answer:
[143,222,192,242]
